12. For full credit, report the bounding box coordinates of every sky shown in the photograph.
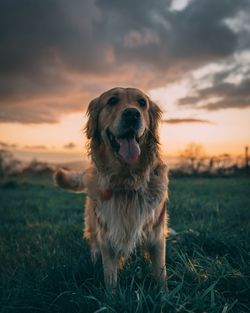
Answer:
[0,0,250,162]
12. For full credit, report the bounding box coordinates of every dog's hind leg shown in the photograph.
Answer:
[148,208,168,286]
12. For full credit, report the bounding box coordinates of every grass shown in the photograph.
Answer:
[0,176,249,313]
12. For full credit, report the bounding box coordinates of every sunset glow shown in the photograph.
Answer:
[1,0,250,163]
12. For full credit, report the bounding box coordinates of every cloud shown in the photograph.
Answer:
[64,142,76,149]
[162,118,212,124]
[0,0,249,123]
[24,145,47,150]
[0,94,87,124]
[179,77,250,110]
[0,141,17,149]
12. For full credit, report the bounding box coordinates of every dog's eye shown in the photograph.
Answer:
[107,96,119,107]
[138,98,147,108]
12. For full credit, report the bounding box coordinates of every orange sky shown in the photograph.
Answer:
[1,79,249,162]
[1,0,250,162]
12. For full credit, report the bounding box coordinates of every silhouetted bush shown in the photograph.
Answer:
[171,143,249,177]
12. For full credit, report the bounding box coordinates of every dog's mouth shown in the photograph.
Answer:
[106,128,141,166]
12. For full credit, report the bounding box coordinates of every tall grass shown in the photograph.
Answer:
[0,177,249,312]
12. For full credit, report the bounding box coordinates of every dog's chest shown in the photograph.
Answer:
[96,186,165,255]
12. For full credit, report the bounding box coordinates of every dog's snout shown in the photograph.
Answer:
[122,108,141,126]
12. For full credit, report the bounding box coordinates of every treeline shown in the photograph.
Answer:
[170,144,250,177]
[0,149,55,177]
[0,144,249,178]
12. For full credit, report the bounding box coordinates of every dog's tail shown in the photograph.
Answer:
[53,168,86,193]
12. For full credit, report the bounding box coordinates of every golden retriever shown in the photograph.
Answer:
[54,87,169,289]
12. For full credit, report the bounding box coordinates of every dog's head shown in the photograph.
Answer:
[86,87,162,168]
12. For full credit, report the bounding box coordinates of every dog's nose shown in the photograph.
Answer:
[122,108,141,127]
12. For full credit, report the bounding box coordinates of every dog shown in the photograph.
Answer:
[54,87,169,289]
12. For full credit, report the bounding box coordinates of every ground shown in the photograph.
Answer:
[0,176,249,313]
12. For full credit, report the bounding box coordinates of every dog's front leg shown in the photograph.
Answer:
[100,244,118,290]
[148,234,167,284]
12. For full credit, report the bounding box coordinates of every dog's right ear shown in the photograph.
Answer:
[85,97,100,139]
[148,99,162,144]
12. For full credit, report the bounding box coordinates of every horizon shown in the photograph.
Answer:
[0,0,250,158]
[3,143,247,165]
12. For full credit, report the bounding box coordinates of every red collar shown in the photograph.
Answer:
[99,189,113,201]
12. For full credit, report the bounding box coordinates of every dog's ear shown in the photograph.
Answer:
[148,99,162,140]
[85,97,100,139]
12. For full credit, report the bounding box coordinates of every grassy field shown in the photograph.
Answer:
[0,176,249,313]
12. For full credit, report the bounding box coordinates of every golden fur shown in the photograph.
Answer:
[54,87,169,289]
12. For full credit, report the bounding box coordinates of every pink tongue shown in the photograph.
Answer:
[117,137,140,165]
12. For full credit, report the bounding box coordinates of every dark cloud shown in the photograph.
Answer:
[202,98,250,111]
[64,142,76,149]
[162,118,212,124]
[0,95,87,124]
[98,0,247,71]
[179,77,250,110]
[163,3,236,59]
[0,0,249,123]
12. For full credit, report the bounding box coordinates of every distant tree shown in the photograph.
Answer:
[0,149,22,177]
[23,158,54,176]
[0,150,11,177]
[245,146,249,170]
[211,154,235,175]
[173,143,248,177]
[179,143,207,175]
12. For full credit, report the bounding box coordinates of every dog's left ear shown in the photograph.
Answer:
[148,100,162,140]
[85,97,100,139]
